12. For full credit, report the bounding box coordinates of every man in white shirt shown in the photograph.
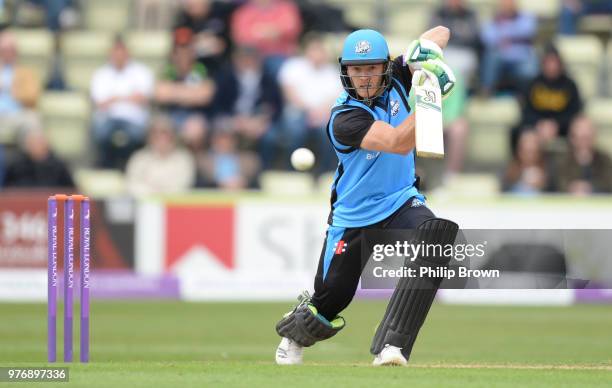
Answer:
[272,33,343,172]
[90,35,154,169]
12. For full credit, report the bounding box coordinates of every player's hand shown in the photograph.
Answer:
[404,38,443,65]
[413,58,456,98]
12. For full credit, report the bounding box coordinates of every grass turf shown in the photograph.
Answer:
[1,301,611,387]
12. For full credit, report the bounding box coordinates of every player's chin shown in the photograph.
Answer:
[356,89,374,99]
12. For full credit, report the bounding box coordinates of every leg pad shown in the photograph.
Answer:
[370,218,459,359]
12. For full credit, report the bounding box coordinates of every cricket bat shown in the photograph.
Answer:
[414,70,444,158]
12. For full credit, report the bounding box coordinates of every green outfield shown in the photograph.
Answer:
[1,301,611,387]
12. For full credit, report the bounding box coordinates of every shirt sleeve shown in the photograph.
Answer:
[332,108,375,148]
[391,55,412,93]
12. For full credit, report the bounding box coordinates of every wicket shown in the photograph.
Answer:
[48,194,91,363]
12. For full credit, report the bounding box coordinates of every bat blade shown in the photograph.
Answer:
[414,78,444,158]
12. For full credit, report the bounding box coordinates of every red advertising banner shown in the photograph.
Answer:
[165,205,235,271]
[0,192,47,267]
[0,191,133,269]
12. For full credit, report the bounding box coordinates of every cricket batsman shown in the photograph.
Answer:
[275,26,459,366]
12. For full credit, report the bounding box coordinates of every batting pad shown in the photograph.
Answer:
[370,218,459,359]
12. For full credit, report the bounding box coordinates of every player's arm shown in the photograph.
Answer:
[361,116,415,155]
[419,26,450,50]
[333,109,415,155]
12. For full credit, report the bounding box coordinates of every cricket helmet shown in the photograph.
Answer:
[339,29,393,104]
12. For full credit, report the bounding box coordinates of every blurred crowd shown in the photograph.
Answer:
[0,0,611,197]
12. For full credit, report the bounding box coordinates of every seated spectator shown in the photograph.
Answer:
[155,40,215,150]
[513,44,582,150]
[558,0,612,35]
[173,0,235,76]
[231,0,302,77]
[429,0,480,85]
[268,33,341,172]
[558,116,612,195]
[2,128,73,188]
[0,30,41,141]
[180,114,208,153]
[212,46,282,162]
[502,130,550,195]
[91,35,154,170]
[196,118,261,190]
[125,115,196,197]
[480,0,538,96]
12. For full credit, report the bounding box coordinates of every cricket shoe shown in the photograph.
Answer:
[275,337,303,365]
[372,345,407,366]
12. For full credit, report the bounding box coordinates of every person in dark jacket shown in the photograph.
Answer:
[212,45,282,165]
[173,0,236,76]
[3,129,74,188]
[512,44,583,150]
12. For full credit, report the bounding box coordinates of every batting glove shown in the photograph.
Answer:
[404,38,444,65]
[413,58,456,98]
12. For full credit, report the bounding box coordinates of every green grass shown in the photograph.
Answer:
[1,301,611,387]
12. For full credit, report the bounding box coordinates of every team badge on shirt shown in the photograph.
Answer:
[411,198,425,208]
[391,100,400,116]
[355,40,371,55]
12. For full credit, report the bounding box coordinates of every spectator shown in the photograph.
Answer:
[502,130,550,195]
[173,0,235,76]
[269,33,341,172]
[513,44,582,150]
[441,69,470,177]
[480,0,538,96]
[231,0,302,77]
[125,115,196,196]
[558,0,612,35]
[212,45,282,162]
[3,128,73,188]
[180,114,209,153]
[196,118,261,189]
[429,0,480,85]
[0,30,41,141]
[155,40,215,150]
[558,116,612,195]
[90,35,154,170]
